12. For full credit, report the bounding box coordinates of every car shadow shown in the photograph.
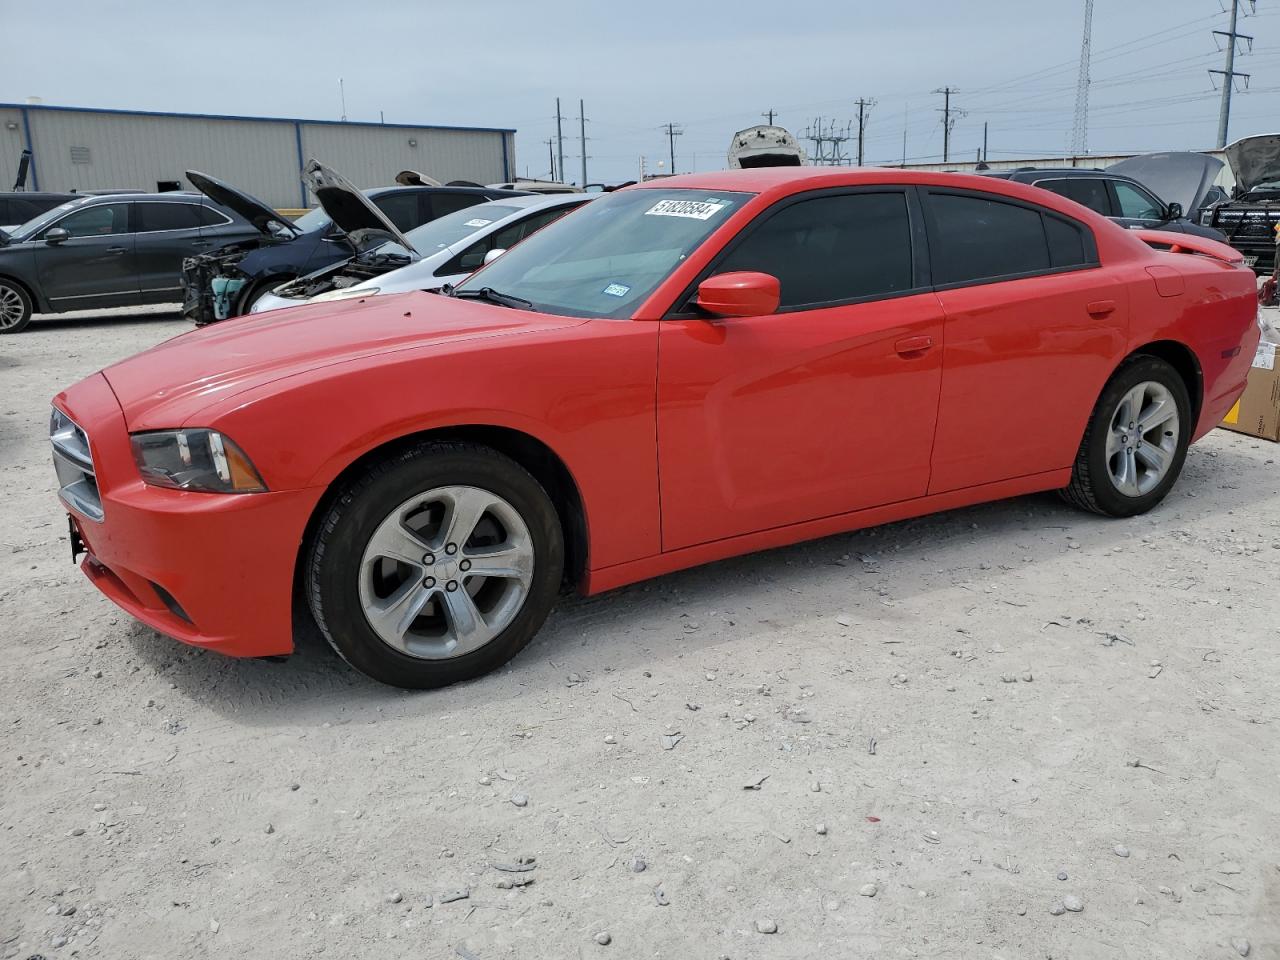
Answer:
[124,435,1274,726]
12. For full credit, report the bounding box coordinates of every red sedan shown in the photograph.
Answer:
[52,168,1259,688]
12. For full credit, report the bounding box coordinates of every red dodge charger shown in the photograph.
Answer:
[51,168,1259,688]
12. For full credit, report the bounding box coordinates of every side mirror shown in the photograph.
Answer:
[1165,201,1183,221]
[483,248,506,265]
[44,227,70,244]
[696,271,780,318]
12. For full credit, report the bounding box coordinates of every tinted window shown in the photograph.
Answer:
[437,206,578,276]
[430,193,485,219]
[1113,181,1163,220]
[196,206,231,226]
[928,193,1050,284]
[136,202,203,232]
[1044,215,1091,268]
[1035,178,1111,216]
[717,192,914,308]
[50,202,130,237]
[373,192,421,232]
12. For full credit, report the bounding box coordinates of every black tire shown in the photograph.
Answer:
[239,276,293,315]
[1061,355,1192,517]
[0,278,34,334]
[306,441,563,689]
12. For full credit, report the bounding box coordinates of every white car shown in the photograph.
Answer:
[251,194,592,313]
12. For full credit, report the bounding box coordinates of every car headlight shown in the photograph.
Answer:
[309,285,379,304]
[130,429,267,493]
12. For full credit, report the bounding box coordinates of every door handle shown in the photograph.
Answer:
[895,335,935,357]
[105,246,127,255]
[1086,299,1117,317]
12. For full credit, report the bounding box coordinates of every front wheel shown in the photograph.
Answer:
[306,442,563,689]
[0,279,34,334]
[1061,356,1191,517]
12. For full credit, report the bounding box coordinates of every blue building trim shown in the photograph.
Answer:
[293,121,307,207]
[19,106,39,190]
[1,101,517,136]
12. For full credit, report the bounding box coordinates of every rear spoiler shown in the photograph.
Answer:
[1134,229,1247,266]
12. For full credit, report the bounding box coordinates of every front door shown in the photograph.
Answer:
[33,201,138,308]
[656,189,945,551]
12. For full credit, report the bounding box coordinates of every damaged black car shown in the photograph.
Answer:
[1207,134,1280,274]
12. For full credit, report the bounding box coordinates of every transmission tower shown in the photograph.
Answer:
[1211,0,1255,147]
[1071,0,1094,155]
[803,117,852,165]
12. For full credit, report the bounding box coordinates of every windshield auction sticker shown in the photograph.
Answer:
[464,218,493,228]
[644,198,728,220]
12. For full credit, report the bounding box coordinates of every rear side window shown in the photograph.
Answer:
[373,192,421,232]
[926,192,1095,285]
[716,192,915,309]
[136,202,203,232]
[1035,178,1112,216]
[196,206,231,226]
[430,193,485,220]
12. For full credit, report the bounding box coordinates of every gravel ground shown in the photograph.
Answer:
[2,309,1279,959]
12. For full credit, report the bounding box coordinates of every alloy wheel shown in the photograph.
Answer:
[357,485,535,660]
[0,284,26,331]
[1106,380,1180,497]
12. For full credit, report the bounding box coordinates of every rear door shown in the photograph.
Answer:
[32,201,138,307]
[922,188,1128,493]
[134,201,211,302]
[656,188,945,550]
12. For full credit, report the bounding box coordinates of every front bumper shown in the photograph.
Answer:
[53,373,322,657]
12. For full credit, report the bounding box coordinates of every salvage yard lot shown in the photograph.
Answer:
[2,311,1279,959]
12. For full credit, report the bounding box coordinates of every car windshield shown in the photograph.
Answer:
[291,206,333,233]
[403,203,525,254]
[454,189,751,318]
[8,197,93,241]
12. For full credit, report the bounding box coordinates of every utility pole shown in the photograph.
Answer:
[983,121,989,161]
[663,122,683,175]
[762,108,777,125]
[854,98,876,166]
[901,103,909,167]
[1212,0,1254,148]
[1070,0,1094,155]
[555,98,566,185]
[544,138,556,180]
[578,99,588,187]
[934,87,963,163]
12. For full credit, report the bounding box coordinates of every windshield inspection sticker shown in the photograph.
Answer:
[644,198,728,220]
[602,282,631,297]
[463,218,493,228]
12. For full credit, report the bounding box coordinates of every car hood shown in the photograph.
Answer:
[102,294,582,429]
[303,159,418,255]
[1108,152,1224,214]
[187,170,300,238]
[1224,135,1280,195]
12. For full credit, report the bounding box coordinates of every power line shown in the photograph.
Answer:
[578,99,588,187]
[555,98,566,185]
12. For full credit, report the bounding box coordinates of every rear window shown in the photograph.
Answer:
[1035,178,1112,216]
[136,202,204,232]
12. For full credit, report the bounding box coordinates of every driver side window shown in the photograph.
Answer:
[1112,181,1163,220]
[47,203,130,238]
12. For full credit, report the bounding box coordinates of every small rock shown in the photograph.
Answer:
[92,802,107,812]
[705,673,716,681]
[209,919,220,933]
[1057,871,1068,881]
[1022,671,1033,682]
[1232,937,1250,957]
[660,733,684,751]
[1158,885,1174,896]
[478,775,492,785]
[816,823,827,836]
[755,918,778,934]
[51,935,69,948]
[1063,895,1083,912]
[594,931,612,946]
[1001,674,1017,683]
[810,781,821,793]
[859,883,878,897]
[603,735,616,745]
[290,782,300,791]
[1016,903,1027,916]
[1049,903,1066,916]
[438,889,469,904]
[265,823,275,835]
[1190,881,1207,892]
[385,891,403,904]
[1113,844,1130,858]
[68,828,85,837]
[630,857,647,873]
[511,793,529,807]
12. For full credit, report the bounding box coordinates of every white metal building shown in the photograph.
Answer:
[0,103,516,209]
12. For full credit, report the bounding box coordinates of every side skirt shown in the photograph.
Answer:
[581,468,1072,596]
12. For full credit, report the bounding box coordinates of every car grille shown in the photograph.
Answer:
[1213,208,1280,239]
[50,407,103,522]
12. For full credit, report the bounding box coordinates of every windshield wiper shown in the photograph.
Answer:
[449,286,533,310]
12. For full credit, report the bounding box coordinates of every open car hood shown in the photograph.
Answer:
[303,159,418,255]
[1108,152,1224,214]
[1224,134,1280,195]
[186,170,299,237]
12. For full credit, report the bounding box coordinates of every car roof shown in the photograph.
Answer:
[72,191,214,202]
[485,193,591,211]
[0,190,77,199]
[1000,168,1113,180]
[364,185,526,197]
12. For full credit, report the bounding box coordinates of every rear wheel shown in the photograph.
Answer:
[306,442,563,689]
[1061,356,1191,517]
[0,279,33,334]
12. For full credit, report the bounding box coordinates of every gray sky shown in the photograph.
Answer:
[5,0,1280,183]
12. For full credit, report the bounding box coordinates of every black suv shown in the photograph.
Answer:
[984,166,1225,241]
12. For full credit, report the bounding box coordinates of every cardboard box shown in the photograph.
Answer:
[1220,340,1280,442]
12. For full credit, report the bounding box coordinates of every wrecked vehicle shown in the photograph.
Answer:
[181,161,522,323]
[251,193,592,314]
[1207,134,1280,273]
[727,125,806,168]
